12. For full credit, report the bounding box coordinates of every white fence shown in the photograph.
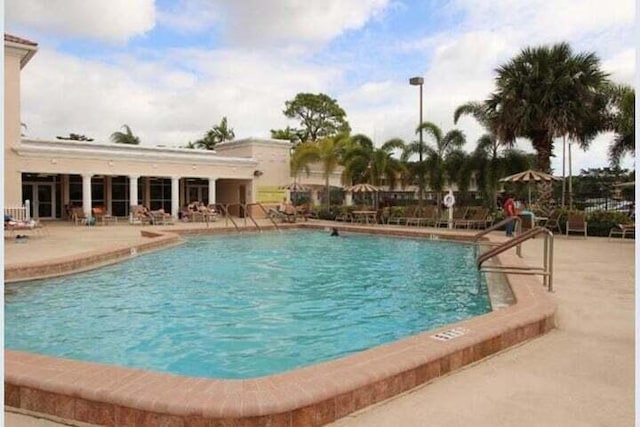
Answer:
[4,200,31,221]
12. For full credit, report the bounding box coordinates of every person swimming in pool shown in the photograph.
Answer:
[330,227,339,236]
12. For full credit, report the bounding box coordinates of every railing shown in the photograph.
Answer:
[213,203,239,231]
[5,200,31,221]
[477,227,554,291]
[240,203,261,231]
[248,202,280,230]
[474,216,523,257]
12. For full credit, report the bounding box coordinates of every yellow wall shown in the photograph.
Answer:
[4,47,24,206]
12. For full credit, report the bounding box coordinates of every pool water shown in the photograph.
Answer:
[5,230,490,379]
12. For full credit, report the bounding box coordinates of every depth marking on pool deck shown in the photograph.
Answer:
[431,327,469,341]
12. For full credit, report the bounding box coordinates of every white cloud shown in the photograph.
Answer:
[156,0,219,33]
[20,47,343,147]
[602,48,635,86]
[212,0,390,47]
[6,0,155,43]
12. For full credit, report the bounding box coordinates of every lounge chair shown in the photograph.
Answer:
[268,208,295,223]
[565,211,587,238]
[92,206,117,225]
[608,223,635,241]
[456,207,489,229]
[439,206,468,228]
[151,209,175,225]
[5,217,45,237]
[130,205,153,225]
[71,207,89,225]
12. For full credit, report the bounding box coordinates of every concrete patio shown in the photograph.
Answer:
[4,221,635,426]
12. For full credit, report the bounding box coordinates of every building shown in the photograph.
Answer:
[4,34,343,220]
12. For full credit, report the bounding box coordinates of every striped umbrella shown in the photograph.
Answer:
[279,182,310,191]
[499,169,563,204]
[344,183,381,193]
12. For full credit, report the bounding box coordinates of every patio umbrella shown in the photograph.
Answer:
[279,182,310,191]
[499,169,563,205]
[344,183,381,208]
[344,183,381,193]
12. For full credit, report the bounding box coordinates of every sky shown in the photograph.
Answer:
[5,0,636,175]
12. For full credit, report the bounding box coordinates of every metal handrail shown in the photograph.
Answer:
[477,226,554,291]
[474,216,523,257]
[214,203,239,231]
[240,203,261,231]
[248,202,280,230]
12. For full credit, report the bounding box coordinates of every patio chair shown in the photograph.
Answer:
[4,217,45,237]
[456,207,489,229]
[608,223,635,241]
[92,206,117,225]
[565,211,587,238]
[130,205,153,225]
[151,209,175,225]
[71,207,89,225]
[543,209,563,234]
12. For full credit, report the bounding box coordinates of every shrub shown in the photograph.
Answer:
[585,210,633,237]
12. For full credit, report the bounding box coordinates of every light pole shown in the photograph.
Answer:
[409,76,424,209]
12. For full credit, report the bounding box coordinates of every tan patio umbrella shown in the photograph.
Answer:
[499,169,563,205]
[344,183,381,208]
[279,182,310,191]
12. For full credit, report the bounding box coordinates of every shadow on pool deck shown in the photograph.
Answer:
[4,222,634,426]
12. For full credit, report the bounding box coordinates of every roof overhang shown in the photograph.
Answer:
[4,39,38,69]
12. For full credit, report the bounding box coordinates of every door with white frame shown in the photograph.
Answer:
[22,182,56,219]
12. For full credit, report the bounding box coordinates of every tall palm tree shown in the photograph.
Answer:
[404,122,466,207]
[487,43,609,171]
[604,84,635,167]
[486,42,608,206]
[195,116,235,150]
[291,134,349,209]
[341,134,406,188]
[454,102,510,208]
[110,125,140,145]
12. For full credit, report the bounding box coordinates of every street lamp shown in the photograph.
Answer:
[409,76,424,208]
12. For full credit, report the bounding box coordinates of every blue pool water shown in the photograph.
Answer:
[5,230,490,379]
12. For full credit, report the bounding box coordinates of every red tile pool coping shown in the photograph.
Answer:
[5,224,556,426]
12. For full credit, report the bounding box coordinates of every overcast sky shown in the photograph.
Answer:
[5,0,636,174]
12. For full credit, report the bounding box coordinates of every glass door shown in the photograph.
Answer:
[22,183,56,219]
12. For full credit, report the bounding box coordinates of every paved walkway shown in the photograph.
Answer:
[4,222,636,426]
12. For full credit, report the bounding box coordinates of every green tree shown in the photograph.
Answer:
[194,116,235,150]
[270,126,303,144]
[109,125,139,145]
[486,42,608,172]
[283,93,351,143]
[291,134,349,208]
[341,134,406,187]
[454,101,507,208]
[57,133,94,142]
[403,122,466,207]
[604,84,635,167]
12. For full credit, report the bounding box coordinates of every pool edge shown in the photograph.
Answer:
[4,227,556,426]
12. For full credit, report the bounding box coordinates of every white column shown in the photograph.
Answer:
[82,174,93,217]
[129,175,139,209]
[345,192,353,206]
[311,190,319,206]
[208,177,218,205]
[171,176,180,218]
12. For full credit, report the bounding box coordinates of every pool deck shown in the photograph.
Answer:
[4,220,635,426]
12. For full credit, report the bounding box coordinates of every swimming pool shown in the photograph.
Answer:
[5,230,490,379]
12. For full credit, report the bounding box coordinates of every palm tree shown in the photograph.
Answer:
[404,122,466,207]
[110,125,139,144]
[454,102,508,208]
[486,42,608,206]
[291,134,349,209]
[194,116,235,150]
[341,134,406,188]
[487,43,609,171]
[604,84,635,167]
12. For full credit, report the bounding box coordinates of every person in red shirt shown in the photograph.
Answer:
[503,193,516,237]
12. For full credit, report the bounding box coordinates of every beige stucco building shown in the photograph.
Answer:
[4,34,344,220]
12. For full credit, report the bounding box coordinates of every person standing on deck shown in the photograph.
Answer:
[503,193,517,237]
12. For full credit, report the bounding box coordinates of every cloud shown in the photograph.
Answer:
[208,0,390,48]
[5,0,155,43]
[156,0,220,33]
[20,47,343,147]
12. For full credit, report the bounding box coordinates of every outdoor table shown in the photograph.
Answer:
[352,210,377,225]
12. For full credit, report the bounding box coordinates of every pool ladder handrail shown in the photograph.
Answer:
[247,202,280,231]
[473,216,523,257]
[477,226,554,292]
[212,203,240,231]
